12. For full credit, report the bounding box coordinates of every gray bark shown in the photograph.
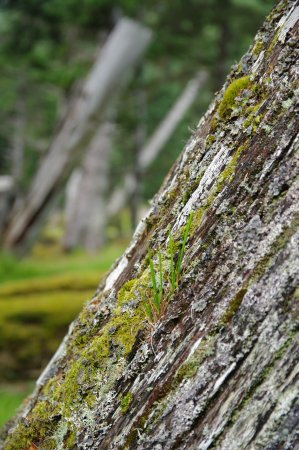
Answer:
[0,176,14,233]
[1,2,298,449]
[63,122,114,251]
[107,70,207,219]
[11,80,26,193]
[4,18,152,252]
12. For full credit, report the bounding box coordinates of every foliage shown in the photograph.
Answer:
[0,243,126,283]
[0,0,275,199]
[0,383,34,428]
[0,243,125,381]
[145,212,193,325]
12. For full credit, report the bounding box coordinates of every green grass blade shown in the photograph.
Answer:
[144,302,154,322]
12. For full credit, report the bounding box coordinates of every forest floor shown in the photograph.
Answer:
[0,241,127,427]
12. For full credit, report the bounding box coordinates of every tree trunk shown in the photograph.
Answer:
[130,68,147,231]
[4,18,152,253]
[1,2,298,449]
[11,78,26,196]
[63,122,115,252]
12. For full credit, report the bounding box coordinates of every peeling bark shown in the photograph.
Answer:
[1,1,298,449]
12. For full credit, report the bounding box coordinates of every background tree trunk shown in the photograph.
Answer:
[63,122,115,252]
[1,2,298,449]
[3,18,152,253]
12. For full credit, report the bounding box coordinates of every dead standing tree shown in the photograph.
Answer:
[4,18,152,253]
[1,1,298,449]
[63,122,115,252]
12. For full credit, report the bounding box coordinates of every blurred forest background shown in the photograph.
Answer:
[0,0,274,426]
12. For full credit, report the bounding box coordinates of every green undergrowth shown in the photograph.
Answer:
[0,289,94,381]
[145,212,193,324]
[0,242,126,283]
[0,271,101,297]
[0,243,126,381]
[0,383,34,428]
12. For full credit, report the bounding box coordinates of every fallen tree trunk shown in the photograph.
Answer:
[1,1,298,449]
[4,18,152,253]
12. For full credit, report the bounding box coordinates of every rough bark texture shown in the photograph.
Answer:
[1,1,298,449]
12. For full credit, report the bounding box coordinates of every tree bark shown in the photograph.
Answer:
[11,78,26,195]
[1,2,298,449]
[3,18,152,253]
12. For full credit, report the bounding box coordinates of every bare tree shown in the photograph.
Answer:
[1,2,298,449]
[64,122,115,251]
[4,18,152,252]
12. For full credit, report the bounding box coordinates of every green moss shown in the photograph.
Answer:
[243,100,264,131]
[117,278,141,306]
[3,271,153,448]
[206,134,216,147]
[174,335,217,387]
[210,116,219,133]
[3,422,34,450]
[65,430,76,448]
[120,392,134,414]
[266,27,282,57]
[252,39,264,56]
[165,187,179,206]
[218,76,251,120]
[190,207,206,236]
[216,143,247,187]
[221,288,248,324]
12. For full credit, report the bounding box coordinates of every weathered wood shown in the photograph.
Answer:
[4,18,152,252]
[107,70,207,218]
[1,2,298,449]
[0,176,14,234]
[63,122,114,251]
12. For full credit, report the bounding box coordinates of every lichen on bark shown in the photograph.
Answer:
[1,1,298,449]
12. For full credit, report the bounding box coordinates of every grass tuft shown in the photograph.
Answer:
[145,212,193,325]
